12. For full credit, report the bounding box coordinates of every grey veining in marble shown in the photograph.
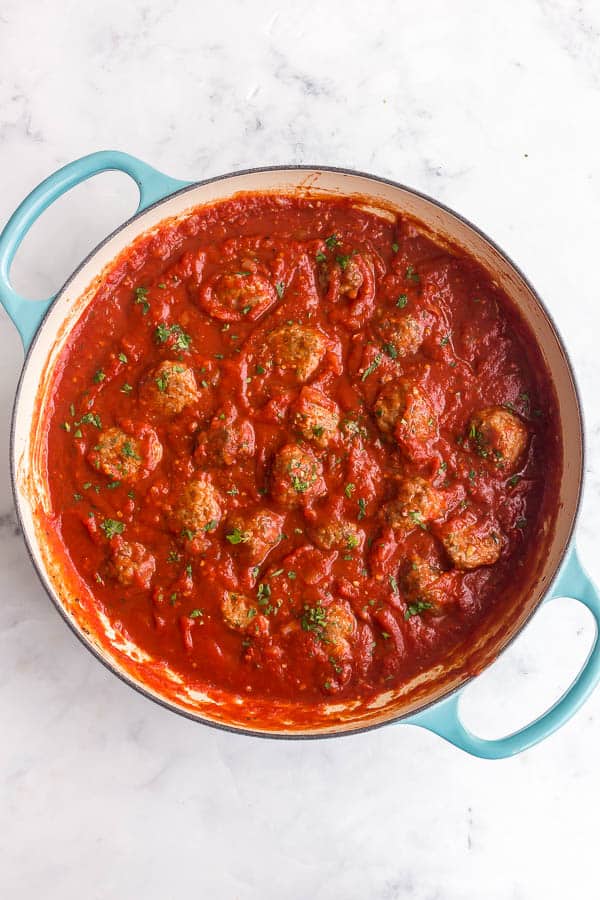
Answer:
[1,1,600,897]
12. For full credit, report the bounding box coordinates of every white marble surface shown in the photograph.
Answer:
[2,1,600,897]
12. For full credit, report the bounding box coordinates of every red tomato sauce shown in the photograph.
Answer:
[44,194,560,704]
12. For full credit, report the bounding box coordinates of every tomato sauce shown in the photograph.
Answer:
[44,194,560,704]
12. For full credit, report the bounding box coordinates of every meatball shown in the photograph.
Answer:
[339,257,364,298]
[292,386,340,448]
[374,380,435,459]
[440,515,502,570]
[324,602,356,658]
[401,553,461,609]
[87,426,162,481]
[221,592,257,631]
[109,538,155,590]
[171,477,222,535]
[196,412,255,467]
[373,381,408,435]
[270,443,327,507]
[326,253,376,330]
[374,380,433,437]
[266,323,327,382]
[468,406,528,471]
[375,311,427,357]
[402,553,443,600]
[225,507,284,565]
[310,518,363,552]
[383,477,445,531]
[140,361,199,416]
[199,272,276,322]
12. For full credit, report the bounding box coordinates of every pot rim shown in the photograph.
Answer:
[9,163,586,739]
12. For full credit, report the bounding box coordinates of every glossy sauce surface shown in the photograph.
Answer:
[45,195,560,704]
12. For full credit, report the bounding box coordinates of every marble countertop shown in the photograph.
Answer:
[2,1,600,897]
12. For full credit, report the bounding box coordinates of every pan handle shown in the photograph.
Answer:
[405,545,600,758]
[0,151,190,349]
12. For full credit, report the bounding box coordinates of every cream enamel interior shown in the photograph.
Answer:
[11,169,582,735]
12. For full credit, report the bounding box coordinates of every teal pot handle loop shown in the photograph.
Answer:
[406,546,600,758]
[0,150,190,349]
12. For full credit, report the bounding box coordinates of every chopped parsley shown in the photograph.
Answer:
[301,604,328,640]
[404,600,433,620]
[121,383,133,394]
[391,242,399,253]
[396,294,408,308]
[345,483,356,498]
[361,353,382,382]
[155,372,170,392]
[275,281,285,299]
[93,369,106,383]
[382,342,398,360]
[405,265,420,284]
[226,527,250,545]
[325,234,339,249]
[100,518,125,539]
[408,510,428,530]
[75,412,101,429]
[154,322,191,351]
[257,582,271,605]
[118,352,128,364]
[316,251,327,263]
[358,498,367,520]
[203,519,218,532]
[134,286,150,314]
[291,474,309,493]
[336,253,352,271]
[189,608,203,618]
[121,441,140,460]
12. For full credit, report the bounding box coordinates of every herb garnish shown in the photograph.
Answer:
[155,322,191,351]
[404,600,433,620]
[134,286,150,314]
[100,518,125,539]
[361,353,382,381]
[226,527,250,545]
[301,604,328,640]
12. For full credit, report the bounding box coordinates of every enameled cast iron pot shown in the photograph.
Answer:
[2,151,599,758]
